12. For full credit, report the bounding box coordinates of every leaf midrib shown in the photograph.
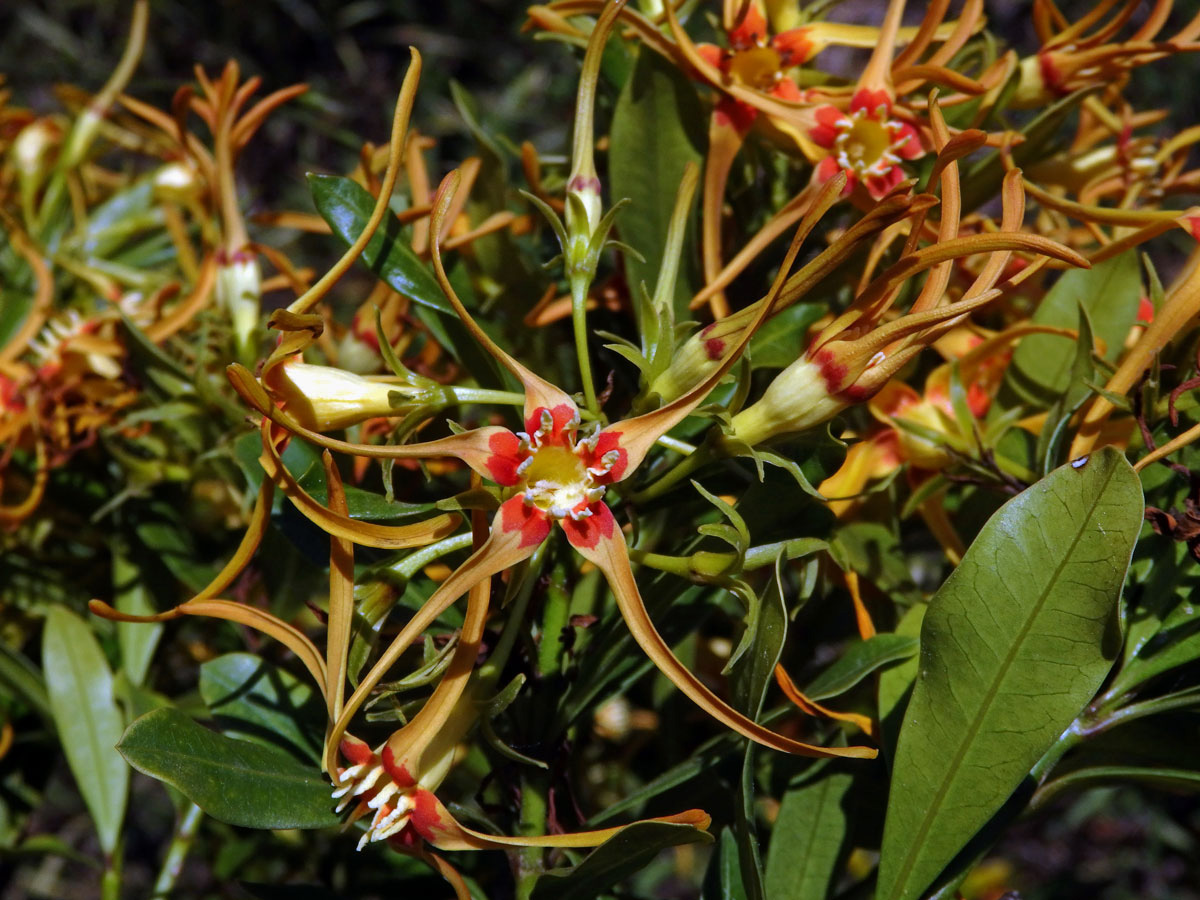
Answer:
[884,468,1110,900]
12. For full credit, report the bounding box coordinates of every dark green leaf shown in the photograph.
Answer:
[727,561,788,900]
[803,634,918,702]
[118,707,339,829]
[764,769,855,900]
[1002,252,1141,409]
[702,828,751,900]
[199,653,325,763]
[0,641,52,726]
[877,447,1144,900]
[531,821,712,900]
[1035,765,1200,810]
[42,607,129,855]
[308,173,449,314]
[609,48,705,318]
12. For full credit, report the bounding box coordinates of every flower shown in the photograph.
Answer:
[228,167,877,763]
[809,88,924,199]
[1013,1,1200,108]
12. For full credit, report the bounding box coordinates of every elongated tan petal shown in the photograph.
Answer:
[286,49,421,317]
[90,598,327,694]
[376,507,492,787]
[429,170,574,420]
[256,421,462,550]
[570,514,876,758]
[328,510,542,752]
[420,789,711,851]
[324,452,355,732]
[774,664,877,738]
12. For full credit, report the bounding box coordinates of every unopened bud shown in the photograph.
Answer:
[14,120,60,179]
[216,250,262,361]
[649,309,757,402]
[267,360,413,432]
[153,161,202,204]
[723,354,848,448]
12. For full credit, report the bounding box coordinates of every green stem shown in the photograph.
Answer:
[442,387,527,407]
[537,563,572,678]
[570,276,600,415]
[515,774,550,900]
[151,802,203,899]
[100,833,124,900]
[654,434,696,456]
[375,532,476,582]
[629,444,715,504]
[479,544,546,689]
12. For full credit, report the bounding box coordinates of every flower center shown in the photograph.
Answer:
[728,46,783,91]
[333,757,417,849]
[520,443,599,519]
[835,114,894,176]
[512,407,621,521]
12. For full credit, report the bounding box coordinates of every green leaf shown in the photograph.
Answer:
[1002,251,1141,409]
[118,707,339,829]
[702,828,751,900]
[748,304,825,370]
[1035,764,1200,809]
[803,634,919,702]
[113,541,162,687]
[42,607,129,855]
[308,173,504,387]
[609,47,705,318]
[876,447,1144,900]
[727,560,789,900]
[878,604,926,764]
[531,821,712,900]
[199,653,325,764]
[308,173,449,314]
[0,641,52,726]
[764,769,855,900]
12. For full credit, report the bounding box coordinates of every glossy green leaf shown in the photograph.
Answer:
[118,707,339,829]
[42,607,129,855]
[1002,252,1141,408]
[877,447,1143,900]
[531,821,712,900]
[609,47,705,317]
[308,172,504,387]
[307,173,449,314]
[764,769,854,900]
[1035,765,1200,808]
[1109,537,1200,695]
[803,634,919,702]
[199,653,324,763]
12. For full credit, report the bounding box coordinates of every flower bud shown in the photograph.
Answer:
[215,250,261,361]
[649,307,758,402]
[267,360,412,432]
[13,120,59,180]
[153,161,203,204]
[722,353,849,448]
[14,119,61,210]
